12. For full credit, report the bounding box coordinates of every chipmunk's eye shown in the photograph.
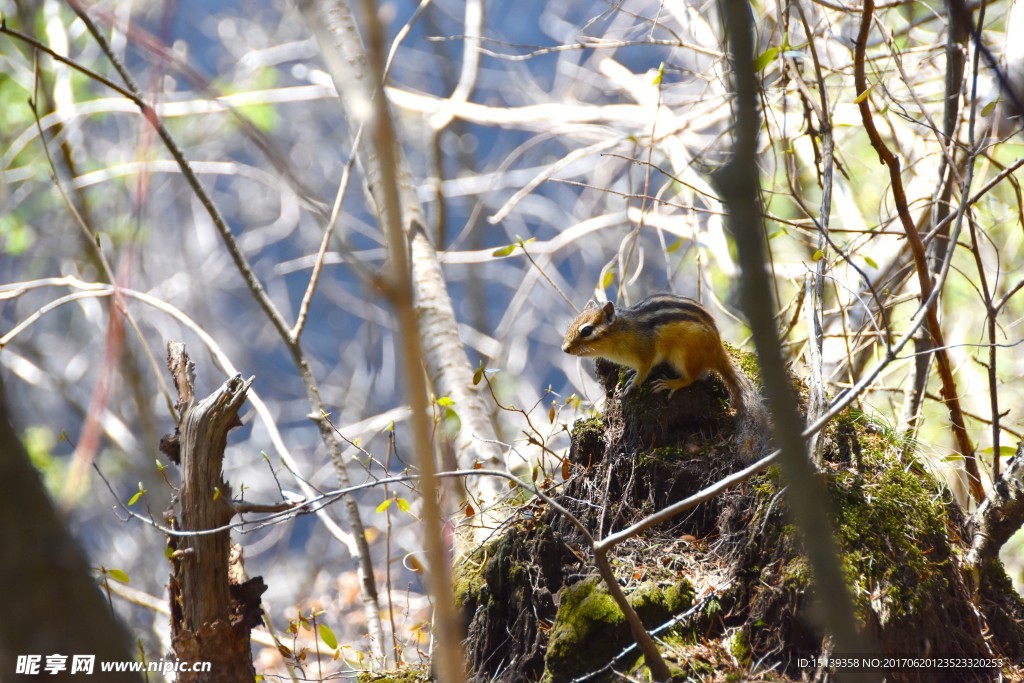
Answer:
[579,324,594,338]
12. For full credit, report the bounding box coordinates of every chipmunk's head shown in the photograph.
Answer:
[561,300,617,356]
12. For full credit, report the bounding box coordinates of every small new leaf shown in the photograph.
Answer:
[492,243,517,257]
[396,497,411,513]
[864,255,878,269]
[754,47,778,71]
[811,249,824,262]
[652,62,665,85]
[107,569,130,585]
[376,498,393,513]
[318,624,338,650]
[600,269,615,290]
[854,86,873,104]
[128,482,147,507]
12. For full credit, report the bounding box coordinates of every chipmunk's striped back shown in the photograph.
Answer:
[562,294,748,413]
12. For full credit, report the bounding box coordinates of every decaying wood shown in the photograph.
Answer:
[165,342,266,683]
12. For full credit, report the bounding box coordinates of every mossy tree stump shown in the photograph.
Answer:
[456,356,1024,682]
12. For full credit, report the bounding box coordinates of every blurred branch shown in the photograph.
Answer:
[715,0,869,658]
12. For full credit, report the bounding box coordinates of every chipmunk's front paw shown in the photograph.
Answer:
[620,371,639,397]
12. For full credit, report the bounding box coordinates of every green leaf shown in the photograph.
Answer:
[318,623,338,650]
[754,47,778,71]
[665,239,683,253]
[979,445,1018,458]
[601,269,615,290]
[436,396,455,408]
[768,229,786,240]
[982,99,999,117]
[811,249,824,262]
[212,487,221,501]
[864,256,878,269]
[396,498,411,513]
[652,62,665,85]
[854,86,873,104]
[376,498,393,513]
[107,569,130,585]
[128,482,147,507]
[0,217,32,256]
[444,407,461,432]
[492,244,517,257]
[473,365,484,386]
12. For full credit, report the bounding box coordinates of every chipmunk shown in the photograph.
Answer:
[562,294,752,413]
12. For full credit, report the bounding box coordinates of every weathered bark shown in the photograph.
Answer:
[164,343,266,683]
[968,441,1024,566]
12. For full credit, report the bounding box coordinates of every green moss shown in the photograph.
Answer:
[729,628,751,661]
[452,551,488,613]
[630,579,695,619]
[545,577,628,680]
[357,666,430,683]
[544,576,694,681]
[571,416,605,441]
[725,343,762,388]
[643,445,691,463]
[825,416,951,622]
[453,526,540,614]
[685,656,716,677]
[570,416,606,465]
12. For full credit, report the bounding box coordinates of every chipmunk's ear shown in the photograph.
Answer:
[602,301,616,321]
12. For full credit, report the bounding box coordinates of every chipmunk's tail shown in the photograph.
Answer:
[719,358,770,461]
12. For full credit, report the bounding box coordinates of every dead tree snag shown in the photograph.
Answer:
[163,342,266,683]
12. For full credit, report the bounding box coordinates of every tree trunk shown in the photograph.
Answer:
[0,377,143,682]
[164,342,266,683]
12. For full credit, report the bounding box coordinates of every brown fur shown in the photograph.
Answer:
[562,295,746,411]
